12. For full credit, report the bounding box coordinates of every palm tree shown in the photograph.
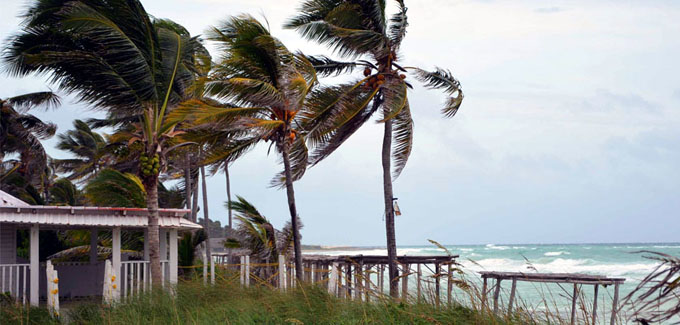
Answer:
[171,15,317,280]
[286,0,464,297]
[50,178,85,206]
[4,0,205,283]
[225,196,297,281]
[0,92,59,181]
[52,120,109,182]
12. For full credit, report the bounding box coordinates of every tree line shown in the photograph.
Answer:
[1,0,463,299]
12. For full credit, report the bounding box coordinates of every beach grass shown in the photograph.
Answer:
[1,277,523,325]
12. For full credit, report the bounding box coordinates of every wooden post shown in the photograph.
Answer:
[364,264,371,302]
[592,284,599,325]
[355,262,362,300]
[493,278,501,314]
[143,229,149,261]
[435,262,441,307]
[508,278,517,314]
[169,229,178,286]
[46,260,59,317]
[278,255,286,291]
[610,283,620,325]
[482,276,488,310]
[571,284,578,325]
[447,263,453,306]
[210,253,215,285]
[202,243,207,285]
[346,264,352,299]
[29,224,39,306]
[379,264,384,295]
[417,264,422,302]
[311,263,316,284]
[401,264,409,302]
[112,227,121,300]
[244,255,250,287]
[338,264,345,299]
[239,256,245,286]
[328,262,339,295]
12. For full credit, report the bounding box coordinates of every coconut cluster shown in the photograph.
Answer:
[140,154,160,176]
[362,67,406,90]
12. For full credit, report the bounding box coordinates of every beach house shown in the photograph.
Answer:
[0,190,200,305]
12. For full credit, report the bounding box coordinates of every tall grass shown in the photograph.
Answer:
[2,276,516,324]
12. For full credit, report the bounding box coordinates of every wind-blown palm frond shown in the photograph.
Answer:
[84,168,146,208]
[49,178,84,206]
[302,54,362,77]
[411,67,464,117]
[52,120,109,182]
[6,91,61,111]
[391,101,412,178]
[388,0,408,47]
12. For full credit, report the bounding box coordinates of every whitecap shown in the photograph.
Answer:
[544,251,570,256]
[485,244,510,250]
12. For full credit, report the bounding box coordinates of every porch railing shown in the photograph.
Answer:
[0,264,29,304]
[120,260,168,300]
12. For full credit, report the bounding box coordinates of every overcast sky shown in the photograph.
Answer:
[1,0,679,246]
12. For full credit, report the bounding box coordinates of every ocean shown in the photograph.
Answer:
[304,243,680,322]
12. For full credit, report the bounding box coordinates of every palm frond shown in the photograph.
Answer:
[84,168,146,208]
[391,100,413,179]
[6,91,61,111]
[411,67,464,117]
[302,54,363,77]
[388,0,408,47]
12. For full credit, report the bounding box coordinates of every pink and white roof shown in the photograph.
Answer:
[0,190,201,229]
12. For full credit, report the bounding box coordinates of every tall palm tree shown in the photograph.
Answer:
[4,0,205,283]
[0,92,59,179]
[286,0,464,297]
[171,15,317,280]
[52,120,109,182]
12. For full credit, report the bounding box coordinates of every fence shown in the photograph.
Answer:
[209,253,461,304]
[0,263,29,304]
[120,260,169,301]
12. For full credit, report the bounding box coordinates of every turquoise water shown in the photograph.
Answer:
[305,243,680,322]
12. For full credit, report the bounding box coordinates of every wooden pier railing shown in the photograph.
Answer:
[210,253,460,304]
[479,271,625,325]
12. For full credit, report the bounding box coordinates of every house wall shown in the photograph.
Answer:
[39,262,105,298]
[0,223,17,264]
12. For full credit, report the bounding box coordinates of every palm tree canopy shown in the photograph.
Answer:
[225,195,298,261]
[0,92,59,188]
[49,178,84,206]
[171,15,317,186]
[84,168,146,208]
[4,0,202,118]
[286,0,463,178]
[52,120,109,181]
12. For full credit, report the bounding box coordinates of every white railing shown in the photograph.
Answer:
[0,264,29,304]
[120,260,168,300]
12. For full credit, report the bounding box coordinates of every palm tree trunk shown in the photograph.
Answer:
[185,152,192,212]
[200,164,211,258]
[382,118,399,299]
[191,174,199,222]
[146,175,162,285]
[281,141,303,281]
[225,164,232,230]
